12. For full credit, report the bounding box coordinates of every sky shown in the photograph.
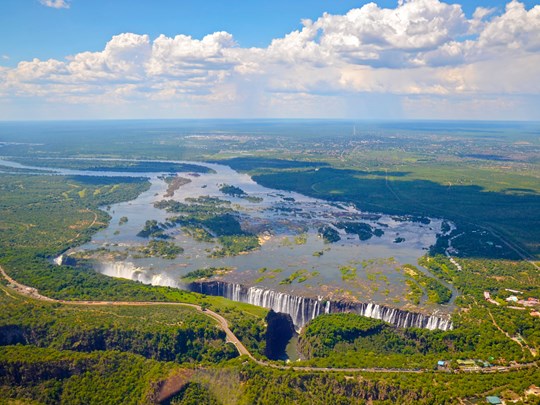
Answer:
[0,0,539,121]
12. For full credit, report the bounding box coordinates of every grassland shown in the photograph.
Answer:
[1,120,539,404]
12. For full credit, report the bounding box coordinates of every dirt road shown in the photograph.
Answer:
[1,265,537,375]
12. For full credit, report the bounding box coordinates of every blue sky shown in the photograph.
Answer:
[1,0,539,120]
[1,0,536,65]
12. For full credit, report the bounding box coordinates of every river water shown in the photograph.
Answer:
[0,157,456,315]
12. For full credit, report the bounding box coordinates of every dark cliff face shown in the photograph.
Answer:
[188,280,234,296]
[0,325,28,346]
[264,310,295,360]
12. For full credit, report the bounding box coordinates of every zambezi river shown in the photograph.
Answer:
[0,156,456,330]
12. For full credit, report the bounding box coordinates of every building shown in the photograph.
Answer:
[518,298,539,307]
[486,396,502,404]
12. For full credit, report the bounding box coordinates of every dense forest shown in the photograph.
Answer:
[0,121,539,404]
[0,288,238,364]
[0,170,538,403]
[2,345,538,405]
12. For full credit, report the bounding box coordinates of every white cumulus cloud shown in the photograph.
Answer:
[2,0,540,120]
[39,0,70,9]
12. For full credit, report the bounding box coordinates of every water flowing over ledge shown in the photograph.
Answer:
[56,257,453,332]
[95,261,180,288]
[188,281,453,332]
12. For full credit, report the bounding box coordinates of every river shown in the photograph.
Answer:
[0,156,457,322]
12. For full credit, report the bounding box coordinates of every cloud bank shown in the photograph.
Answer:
[3,0,540,119]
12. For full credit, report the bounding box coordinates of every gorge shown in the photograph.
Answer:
[188,280,453,331]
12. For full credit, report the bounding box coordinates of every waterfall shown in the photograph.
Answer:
[189,280,453,332]
[97,261,179,288]
[329,300,453,331]
[53,254,77,266]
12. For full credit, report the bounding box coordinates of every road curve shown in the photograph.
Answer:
[0,265,252,359]
[1,265,537,375]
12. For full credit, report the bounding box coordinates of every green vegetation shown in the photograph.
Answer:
[402,264,452,304]
[0,172,268,361]
[211,235,260,257]
[299,314,385,357]
[137,219,170,239]
[231,363,540,405]
[154,197,260,256]
[164,175,192,197]
[10,158,213,174]
[0,174,149,257]
[0,286,235,364]
[219,184,246,197]
[419,256,540,301]
[339,265,357,281]
[296,309,535,369]
[219,184,263,203]
[182,267,232,281]
[214,157,328,171]
[279,269,310,285]
[155,197,232,216]
[171,383,221,405]
[181,225,214,242]
[3,349,538,404]
[1,121,540,404]
[118,216,128,225]
[137,240,184,259]
[291,254,540,370]
[294,233,308,245]
[0,346,176,405]
[255,268,283,283]
[318,225,341,243]
[244,195,264,203]
[405,279,424,305]
[202,214,245,237]
[335,222,383,240]
[251,167,540,259]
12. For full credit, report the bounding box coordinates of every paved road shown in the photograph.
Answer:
[1,265,537,375]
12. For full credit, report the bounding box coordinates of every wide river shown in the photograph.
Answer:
[0,157,456,315]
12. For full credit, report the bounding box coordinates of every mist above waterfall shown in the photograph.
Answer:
[97,261,180,288]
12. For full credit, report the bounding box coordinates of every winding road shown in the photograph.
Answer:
[0,265,252,357]
[1,265,537,376]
